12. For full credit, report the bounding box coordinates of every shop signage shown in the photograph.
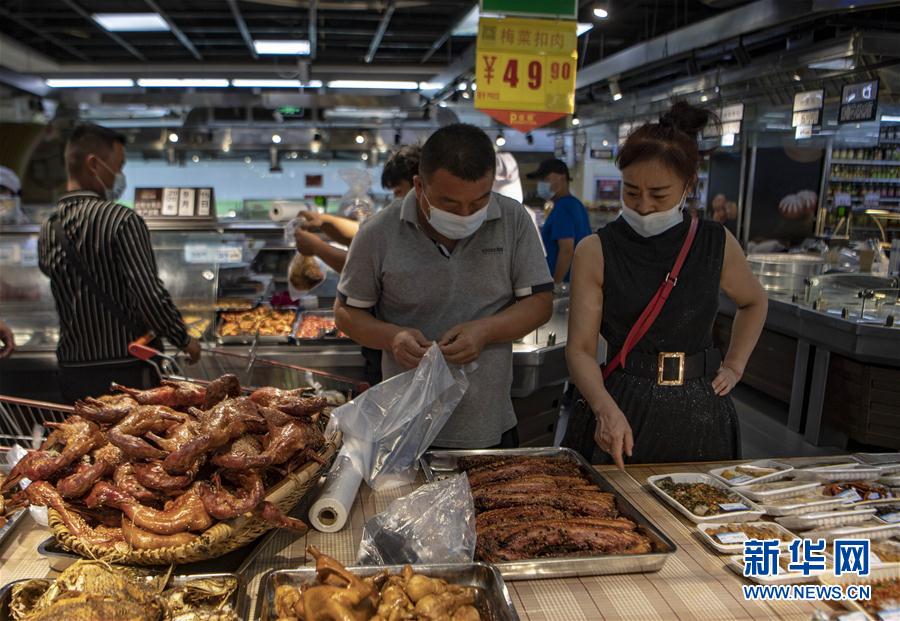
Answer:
[135,187,216,220]
[590,148,613,160]
[795,125,813,139]
[703,105,744,139]
[475,16,577,131]
[792,89,824,129]
[839,79,879,124]
[184,243,244,265]
[720,104,744,124]
[481,0,577,19]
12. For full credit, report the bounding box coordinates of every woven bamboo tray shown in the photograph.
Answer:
[47,431,341,566]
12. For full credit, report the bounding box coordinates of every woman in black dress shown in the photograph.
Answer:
[564,102,768,467]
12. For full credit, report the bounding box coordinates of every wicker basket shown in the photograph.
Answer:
[48,431,341,566]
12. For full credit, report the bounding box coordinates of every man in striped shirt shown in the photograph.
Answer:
[39,123,201,402]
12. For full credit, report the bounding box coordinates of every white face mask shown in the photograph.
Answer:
[96,158,127,202]
[420,190,488,240]
[619,187,687,237]
[536,181,554,200]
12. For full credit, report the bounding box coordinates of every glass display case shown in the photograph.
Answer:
[0,228,57,352]
[802,272,900,326]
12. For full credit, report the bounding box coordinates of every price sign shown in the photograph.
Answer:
[184,244,243,264]
[839,79,879,124]
[834,192,852,207]
[476,16,577,131]
[864,192,881,208]
[0,243,21,266]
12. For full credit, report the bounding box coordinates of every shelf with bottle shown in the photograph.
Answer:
[832,146,900,161]
[830,177,900,184]
[831,159,900,166]
[880,125,900,142]
[830,164,899,180]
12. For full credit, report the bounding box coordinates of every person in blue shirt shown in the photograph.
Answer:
[527,159,591,284]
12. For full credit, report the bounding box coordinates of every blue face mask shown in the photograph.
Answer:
[96,158,127,202]
[536,181,554,200]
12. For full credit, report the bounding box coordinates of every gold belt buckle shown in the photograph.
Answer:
[657,352,685,386]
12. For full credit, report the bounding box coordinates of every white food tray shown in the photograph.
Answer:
[818,563,900,620]
[727,554,833,586]
[647,473,764,524]
[708,460,794,488]
[793,457,882,483]
[853,453,900,476]
[879,475,900,487]
[857,500,900,525]
[775,507,877,532]
[758,490,850,517]
[805,521,900,543]
[696,521,798,554]
[737,480,822,503]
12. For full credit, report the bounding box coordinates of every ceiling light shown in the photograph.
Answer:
[721,133,736,147]
[610,81,623,101]
[593,5,609,19]
[232,79,321,88]
[138,79,228,88]
[310,141,321,154]
[495,133,506,147]
[92,13,169,32]
[45,78,134,88]
[324,107,406,120]
[471,82,477,91]
[881,115,900,123]
[461,91,470,99]
[253,40,311,55]
[378,143,388,153]
[327,80,419,90]
[602,139,609,146]
[271,134,282,144]
[244,156,252,164]
[168,132,179,143]
[572,114,580,126]
[418,82,444,90]
[700,94,709,102]
[457,82,468,91]
[438,101,448,108]
[222,144,230,153]
[792,73,802,82]
[577,23,593,36]
[191,154,200,163]
[808,58,854,71]
[355,134,366,144]
[361,153,369,161]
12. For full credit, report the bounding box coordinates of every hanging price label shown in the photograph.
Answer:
[864,192,881,208]
[834,192,852,207]
[476,16,577,131]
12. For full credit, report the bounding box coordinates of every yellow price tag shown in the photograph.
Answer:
[476,17,577,118]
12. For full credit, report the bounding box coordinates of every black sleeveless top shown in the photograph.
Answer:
[597,212,725,356]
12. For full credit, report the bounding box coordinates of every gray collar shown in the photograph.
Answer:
[400,188,502,224]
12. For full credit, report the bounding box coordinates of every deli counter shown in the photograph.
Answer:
[0,221,569,445]
[716,258,900,451]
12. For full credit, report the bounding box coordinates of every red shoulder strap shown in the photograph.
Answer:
[602,213,699,380]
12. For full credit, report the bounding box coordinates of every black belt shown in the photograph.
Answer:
[614,348,722,385]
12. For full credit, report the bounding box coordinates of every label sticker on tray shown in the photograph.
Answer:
[728,475,754,485]
[837,489,863,502]
[719,503,749,512]
[838,614,868,621]
[878,512,900,523]
[715,531,749,545]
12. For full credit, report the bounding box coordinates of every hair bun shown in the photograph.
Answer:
[660,101,716,140]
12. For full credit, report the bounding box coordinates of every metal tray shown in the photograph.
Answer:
[291,310,352,345]
[647,473,765,524]
[420,447,677,580]
[257,563,519,621]
[215,305,297,345]
[0,572,241,618]
[0,510,26,550]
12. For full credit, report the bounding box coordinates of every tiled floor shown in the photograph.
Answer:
[731,384,847,459]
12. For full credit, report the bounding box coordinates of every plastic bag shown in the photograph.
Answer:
[338,169,375,221]
[357,473,475,565]
[328,343,469,491]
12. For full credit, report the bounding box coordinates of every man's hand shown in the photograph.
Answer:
[184,338,202,365]
[0,319,15,359]
[438,321,489,365]
[391,328,431,369]
[298,210,325,231]
[294,229,323,256]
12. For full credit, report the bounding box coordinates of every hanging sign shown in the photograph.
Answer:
[481,0,577,19]
[475,16,577,131]
[135,187,217,221]
[839,79,879,124]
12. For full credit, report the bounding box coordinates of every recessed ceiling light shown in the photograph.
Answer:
[244,156,252,164]
[253,40,311,55]
[361,153,369,161]
[700,94,709,102]
[168,132,179,143]
[45,79,134,88]
[138,78,228,88]
[232,79,321,88]
[418,82,444,90]
[355,134,366,144]
[593,5,609,19]
[92,13,169,32]
[271,134,282,144]
[191,154,200,163]
[495,133,506,147]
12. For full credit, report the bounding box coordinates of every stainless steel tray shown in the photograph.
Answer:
[215,305,297,345]
[420,447,677,580]
[257,563,519,621]
[0,510,26,550]
[0,572,241,618]
[290,309,352,345]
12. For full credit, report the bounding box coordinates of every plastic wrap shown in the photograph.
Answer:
[308,450,363,533]
[329,343,469,490]
[338,169,375,221]
[357,473,476,565]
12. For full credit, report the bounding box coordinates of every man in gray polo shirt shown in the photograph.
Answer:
[335,123,553,448]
